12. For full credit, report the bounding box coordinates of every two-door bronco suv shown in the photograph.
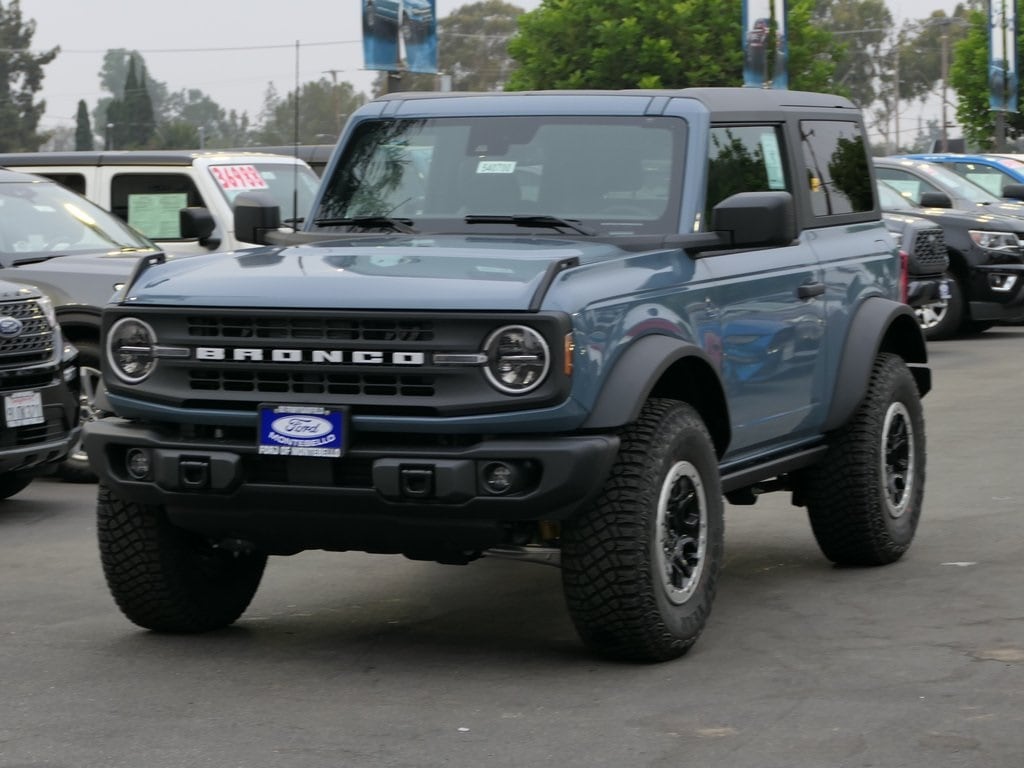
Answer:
[85,88,930,662]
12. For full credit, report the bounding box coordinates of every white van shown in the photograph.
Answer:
[0,150,322,256]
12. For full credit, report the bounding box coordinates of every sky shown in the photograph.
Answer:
[21,0,963,137]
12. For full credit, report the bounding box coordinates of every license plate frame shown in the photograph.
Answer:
[257,404,348,458]
[4,390,44,428]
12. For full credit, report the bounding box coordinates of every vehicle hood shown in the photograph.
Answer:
[900,206,1024,234]
[122,235,635,310]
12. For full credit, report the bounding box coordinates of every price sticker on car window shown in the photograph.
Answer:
[210,165,270,191]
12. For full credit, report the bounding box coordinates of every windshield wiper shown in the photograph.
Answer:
[464,214,596,236]
[312,216,417,233]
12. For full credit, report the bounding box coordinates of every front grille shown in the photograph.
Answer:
[188,369,437,397]
[108,308,573,418]
[0,300,55,367]
[910,228,948,273]
[187,316,434,343]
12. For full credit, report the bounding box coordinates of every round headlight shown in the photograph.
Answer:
[483,325,550,395]
[107,317,157,383]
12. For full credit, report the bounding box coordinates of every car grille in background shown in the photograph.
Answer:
[0,300,54,366]
[911,228,949,275]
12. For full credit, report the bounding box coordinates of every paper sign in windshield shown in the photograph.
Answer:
[210,165,270,191]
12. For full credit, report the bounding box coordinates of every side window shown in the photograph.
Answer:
[706,125,788,222]
[873,168,940,205]
[40,172,87,196]
[800,120,873,216]
[948,163,1004,197]
[110,173,206,240]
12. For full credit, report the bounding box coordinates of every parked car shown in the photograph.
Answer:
[0,168,171,480]
[873,156,1024,219]
[880,210,950,318]
[0,150,321,257]
[900,153,1024,200]
[877,179,1024,339]
[0,281,80,500]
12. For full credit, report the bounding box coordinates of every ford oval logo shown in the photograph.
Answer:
[270,415,334,439]
[0,316,23,338]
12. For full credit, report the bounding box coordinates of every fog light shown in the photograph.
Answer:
[989,273,1018,293]
[482,462,516,495]
[126,448,151,480]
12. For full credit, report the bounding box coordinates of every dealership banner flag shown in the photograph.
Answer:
[743,0,788,89]
[989,0,1019,113]
[362,0,437,74]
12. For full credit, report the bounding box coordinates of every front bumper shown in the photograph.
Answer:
[0,373,80,475]
[83,418,619,553]
[969,264,1024,322]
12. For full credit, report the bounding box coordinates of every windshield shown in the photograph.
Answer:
[876,180,916,211]
[0,179,156,257]
[315,115,686,236]
[880,161,1002,204]
[207,161,322,221]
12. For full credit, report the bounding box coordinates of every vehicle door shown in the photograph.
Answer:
[698,123,826,457]
[99,167,213,256]
[801,118,898,423]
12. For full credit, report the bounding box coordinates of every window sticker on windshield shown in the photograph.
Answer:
[760,133,785,190]
[210,165,270,191]
[477,160,517,174]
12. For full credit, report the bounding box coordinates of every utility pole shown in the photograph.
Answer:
[940,20,950,152]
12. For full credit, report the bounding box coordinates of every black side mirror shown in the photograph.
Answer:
[711,191,797,249]
[919,191,952,208]
[233,191,282,246]
[180,207,219,249]
[1002,183,1024,201]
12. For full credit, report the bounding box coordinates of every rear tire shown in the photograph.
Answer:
[561,399,724,662]
[802,353,925,566]
[97,484,267,632]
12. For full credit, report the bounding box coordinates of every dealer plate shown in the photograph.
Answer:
[4,390,44,428]
[257,404,347,458]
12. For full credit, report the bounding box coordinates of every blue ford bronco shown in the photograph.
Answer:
[85,88,930,661]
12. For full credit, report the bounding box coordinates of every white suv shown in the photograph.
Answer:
[0,150,322,256]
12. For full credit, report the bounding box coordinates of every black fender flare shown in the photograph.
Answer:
[582,334,730,456]
[824,296,930,432]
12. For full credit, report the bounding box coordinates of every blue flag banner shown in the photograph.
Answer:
[362,0,437,74]
[989,0,1019,113]
[743,0,788,89]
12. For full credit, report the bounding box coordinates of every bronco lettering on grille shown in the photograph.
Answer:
[194,347,426,365]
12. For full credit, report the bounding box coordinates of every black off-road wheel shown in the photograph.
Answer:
[802,353,925,566]
[0,471,34,500]
[57,340,101,483]
[97,484,267,632]
[561,399,724,662]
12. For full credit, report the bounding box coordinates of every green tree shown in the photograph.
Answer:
[75,99,93,150]
[0,1,59,151]
[104,55,156,149]
[254,78,366,145]
[813,0,892,108]
[93,49,170,129]
[506,0,834,92]
[949,6,1021,149]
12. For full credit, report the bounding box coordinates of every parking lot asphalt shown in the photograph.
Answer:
[1,327,1022,768]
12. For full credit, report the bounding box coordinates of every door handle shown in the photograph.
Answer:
[797,281,825,299]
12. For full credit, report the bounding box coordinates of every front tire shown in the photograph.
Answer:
[915,271,962,340]
[802,353,925,566]
[561,399,724,662]
[97,484,267,632]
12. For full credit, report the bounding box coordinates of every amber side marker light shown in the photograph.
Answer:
[564,333,574,376]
